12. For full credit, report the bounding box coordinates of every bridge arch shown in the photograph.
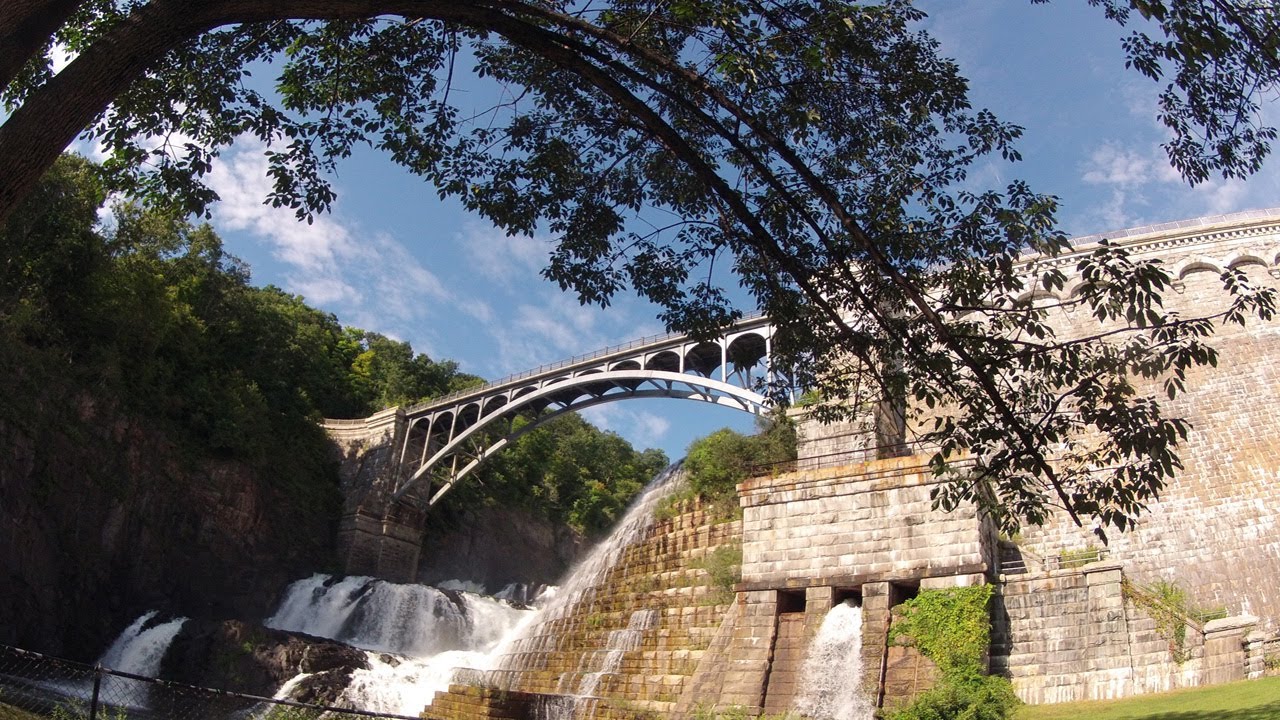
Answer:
[396,369,770,505]
[387,315,783,506]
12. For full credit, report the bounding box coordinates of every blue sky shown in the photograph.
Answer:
[121,1,1279,462]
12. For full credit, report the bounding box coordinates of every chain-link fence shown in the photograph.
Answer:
[0,644,420,720]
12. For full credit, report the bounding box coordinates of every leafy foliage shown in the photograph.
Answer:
[1072,0,1280,184]
[886,674,1021,720]
[890,585,994,675]
[692,544,743,605]
[435,413,668,537]
[1120,577,1225,663]
[1,155,664,540]
[887,585,1020,720]
[0,1,1277,538]
[684,413,797,505]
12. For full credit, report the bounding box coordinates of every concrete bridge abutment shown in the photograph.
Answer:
[324,407,427,583]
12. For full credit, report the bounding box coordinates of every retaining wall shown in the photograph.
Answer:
[993,561,1261,704]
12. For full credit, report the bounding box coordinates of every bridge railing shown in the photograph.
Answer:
[405,310,769,414]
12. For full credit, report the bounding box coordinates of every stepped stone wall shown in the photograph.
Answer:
[424,499,743,720]
[992,561,1263,704]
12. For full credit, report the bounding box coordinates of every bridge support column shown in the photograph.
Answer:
[336,500,426,583]
[324,407,429,583]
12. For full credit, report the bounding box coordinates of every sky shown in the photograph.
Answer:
[79,0,1280,462]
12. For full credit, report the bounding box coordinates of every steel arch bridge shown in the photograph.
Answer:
[392,313,787,506]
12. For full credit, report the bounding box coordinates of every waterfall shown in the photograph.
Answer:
[262,463,685,716]
[571,608,659,697]
[264,575,540,716]
[483,463,685,691]
[793,600,873,720]
[82,611,188,710]
[98,611,188,676]
[266,574,534,657]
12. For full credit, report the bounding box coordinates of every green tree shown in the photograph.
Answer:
[1,2,1277,538]
[342,330,483,414]
[685,414,797,503]
[434,413,669,537]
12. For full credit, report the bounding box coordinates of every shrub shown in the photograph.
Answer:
[684,413,796,505]
[888,672,1020,720]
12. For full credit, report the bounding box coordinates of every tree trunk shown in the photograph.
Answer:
[0,0,85,93]
[0,0,496,225]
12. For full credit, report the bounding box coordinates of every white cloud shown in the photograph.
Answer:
[1082,143,1153,187]
[459,222,551,287]
[208,145,355,277]
[580,405,672,450]
[205,141,451,351]
[1075,131,1280,233]
[501,295,612,364]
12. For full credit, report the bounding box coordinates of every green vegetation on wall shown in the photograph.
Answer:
[1121,579,1224,665]
[886,585,1020,720]
[692,544,743,606]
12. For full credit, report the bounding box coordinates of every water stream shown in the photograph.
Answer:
[75,463,686,717]
[793,600,873,720]
[481,463,685,694]
[98,611,189,676]
[264,574,541,715]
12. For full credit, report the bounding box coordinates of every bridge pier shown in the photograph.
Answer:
[324,407,428,583]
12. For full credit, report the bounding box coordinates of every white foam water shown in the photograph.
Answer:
[793,601,873,720]
[266,463,685,717]
[86,611,189,710]
[265,574,541,714]
[98,611,188,675]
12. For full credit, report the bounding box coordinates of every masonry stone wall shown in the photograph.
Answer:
[424,498,743,720]
[993,561,1257,704]
[321,408,427,582]
[1009,215,1280,633]
[738,458,998,592]
[794,210,1280,633]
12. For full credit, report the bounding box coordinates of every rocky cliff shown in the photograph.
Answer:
[418,505,582,592]
[0,370,339,661]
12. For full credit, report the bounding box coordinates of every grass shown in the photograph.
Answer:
[0,703,43,720]
[1016,677,1280,720]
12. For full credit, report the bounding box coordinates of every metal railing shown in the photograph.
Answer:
[0,644,419,720]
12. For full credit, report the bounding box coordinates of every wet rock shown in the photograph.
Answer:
[163,619,368,703]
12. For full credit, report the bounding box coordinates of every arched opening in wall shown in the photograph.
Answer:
[726,333,768,389]
[684,342,722,378]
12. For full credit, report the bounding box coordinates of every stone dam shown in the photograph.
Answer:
[326,209,1280,716]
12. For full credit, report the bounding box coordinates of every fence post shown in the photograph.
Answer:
[88,664,102,720]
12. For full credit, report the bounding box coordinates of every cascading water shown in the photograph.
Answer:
[793,600,873,720]
[259,463,685,716]
[264,574,540,716]
[413,463,686,720]
[99,611,188,675]
[567,608,659,697]
[70,611,189,709]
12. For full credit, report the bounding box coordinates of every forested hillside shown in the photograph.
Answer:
[0,156,664,657]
